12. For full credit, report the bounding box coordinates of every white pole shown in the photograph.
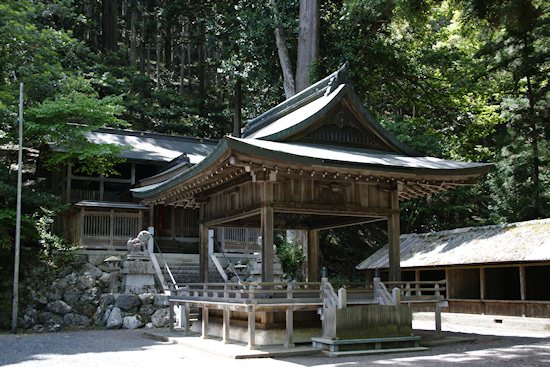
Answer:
[12,83,23,333]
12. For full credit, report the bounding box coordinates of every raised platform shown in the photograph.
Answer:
[311,335,429,357]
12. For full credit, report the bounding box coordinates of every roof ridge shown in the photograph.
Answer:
[242,64,349,138]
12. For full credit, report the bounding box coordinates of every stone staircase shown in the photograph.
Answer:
[157,254,224,285]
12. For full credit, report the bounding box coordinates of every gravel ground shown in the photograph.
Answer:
[1,324,549,367]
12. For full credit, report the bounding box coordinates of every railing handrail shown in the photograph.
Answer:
[214,241,243,283]
[151,235,177,290]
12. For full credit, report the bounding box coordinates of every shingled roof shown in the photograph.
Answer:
[356,218,550,270]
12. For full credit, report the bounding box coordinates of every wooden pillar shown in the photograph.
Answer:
[519,265,526,317]
[388,189,401,281]
[247,305,256,350]
[415,269,421,296]
[307,229,319,282]
[199,205,209,283]
[201,304,208,339]
[66,165,72,203]
[479,267,485,314]
[222,307,230,343]
[285,307,295,348]
[261,182,274,282]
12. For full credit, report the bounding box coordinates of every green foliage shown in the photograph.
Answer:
[275,233,306,281]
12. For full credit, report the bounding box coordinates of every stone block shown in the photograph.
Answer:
[106,307,123,329]
[47,300,72,315]
[115,294,141,311]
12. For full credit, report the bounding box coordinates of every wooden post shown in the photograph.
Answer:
[247,305,256,350]
[285,307,295,348]
[435,302,442,338]
[415,269,421,296]
[109,209,114,250]
[261,182,274,282]
[479,267,485,315]
[222,307,230,343]
[199,206,209,283]
[388,213,401,281]
[169,302,175,331]
[307,229,319,282]
[66,165,72,203]
[519,265,526,317]
[201,304,208,339]
[182,303,190,333]
[388,188,401,281]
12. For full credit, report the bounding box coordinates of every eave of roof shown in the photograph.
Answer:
[132,136,492,199]
[49,127,219,163]
[356,218,550,269]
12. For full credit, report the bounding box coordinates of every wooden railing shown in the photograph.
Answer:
[169,281,324,305]
[67,207,144,250]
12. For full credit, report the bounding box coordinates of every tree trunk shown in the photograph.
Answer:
[296,0,319,93]
[164,18,173,69]
[233,75,242,137]
[198,22,206,101]
[180,23,186,95]
[270,0,296,99]
[102,0,118,54]
[130,9,137,67]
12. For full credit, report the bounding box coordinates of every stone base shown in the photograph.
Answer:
[122,260,156,294]
[190,320,321,346]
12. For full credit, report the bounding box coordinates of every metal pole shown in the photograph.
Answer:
[12,83,23,333]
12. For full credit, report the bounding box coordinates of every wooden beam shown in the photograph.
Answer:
[202,205,262,227]
[310,216,386,230]
[271,202,398,217]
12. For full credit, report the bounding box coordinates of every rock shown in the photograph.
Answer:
[55,278,69,290]
[47,300,72,315]
[139,293,154,305]
[122,314,144,329]
[32,324,45,333]
[151,309,169,328]
[65,272,78,286]
[77,274,94,290]
[63,288,80,306]
[101,293,116,306]
[48,324,62,332]
[94,306,105,326]
[101,306,113,326]
[115,294,140,311]
[145,322,153,329]
[87,254,106,266]
[46,287,63,302]
[18,315,34,329]
[153,294,169,308]
[64,313,90,327]
[98,273,111,285]
[139,304,156,316]
[106,307,123,329]
[83,263,103,279]
[31,291,48,307]
[40,312,64,326]
[81,287,100,305]
[73,302,97,318]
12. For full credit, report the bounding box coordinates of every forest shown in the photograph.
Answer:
[0,0,549,286]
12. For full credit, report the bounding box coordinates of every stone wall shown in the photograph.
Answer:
[19,255,170,332]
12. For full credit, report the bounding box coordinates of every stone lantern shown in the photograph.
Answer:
[103,256,122,293]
